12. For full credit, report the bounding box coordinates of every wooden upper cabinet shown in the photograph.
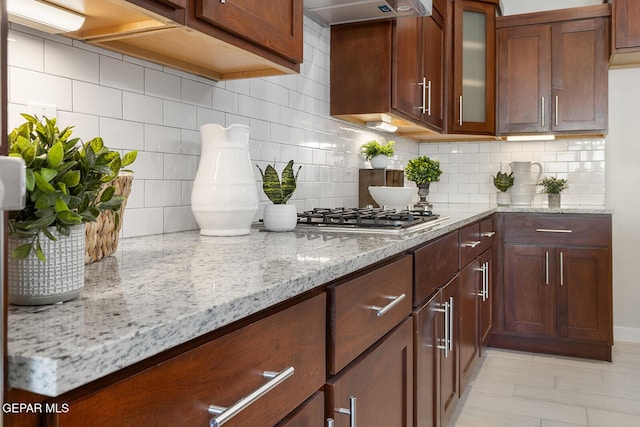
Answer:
[497,25,551,134]
[394,16,423,121]
[613,0,640,49]
[194,0,303,63]
[552,18,608,133]
[421,13,446,131]
[450,0,497,135]
[497,7,609,135]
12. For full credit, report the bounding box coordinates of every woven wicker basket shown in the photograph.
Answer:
[85,173,133,264]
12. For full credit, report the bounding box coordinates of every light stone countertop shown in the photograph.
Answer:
[7,204,612,397]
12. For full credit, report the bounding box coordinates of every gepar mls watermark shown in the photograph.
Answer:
[2,402,69,414]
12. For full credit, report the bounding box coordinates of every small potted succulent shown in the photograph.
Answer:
[540,176,568,208]
[405,156,442,210]
[492,171,514,206]
[256,160,301,231]
[361,139,395,169]
[7,114,137,305]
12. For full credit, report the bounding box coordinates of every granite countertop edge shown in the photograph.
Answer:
[7,205,612,397]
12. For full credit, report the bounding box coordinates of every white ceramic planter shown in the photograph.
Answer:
[496,192,510,206]
[263,204,297,232]
[8,225,85,305]
[370,154,390,169]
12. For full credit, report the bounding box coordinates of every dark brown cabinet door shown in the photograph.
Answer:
[458,259,479,394]
[421,14,445,131]
[497,24,551,134]
[552,17,608,133]
[439,276,459,427]
[451,0,496,134]
[478,248,492,347]
[503,244,555,337]
[614,0,640,49]
[326,318,413,427]
[414,292,441,427]
[557,247,612,343]
[393,16,422,121]
[195,0,303,63]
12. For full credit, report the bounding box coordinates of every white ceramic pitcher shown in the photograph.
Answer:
[191,124,258,236]
[509,161,543,206]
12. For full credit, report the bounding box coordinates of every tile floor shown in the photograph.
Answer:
[449,342,640,427]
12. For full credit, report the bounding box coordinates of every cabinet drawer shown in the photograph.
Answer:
[480,216,496,250]
[50,294,326,427]
[329,255,413,375]
[413,232,459,305]
[503,214,611,246]
[459,221,482,267]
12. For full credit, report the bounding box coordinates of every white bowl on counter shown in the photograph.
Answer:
[368,186,417,211]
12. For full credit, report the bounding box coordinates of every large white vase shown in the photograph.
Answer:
[191,124,259,236]
[509,161,543,206]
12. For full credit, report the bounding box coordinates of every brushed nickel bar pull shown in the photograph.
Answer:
[434,302,449,357]
[481,231,496,238]
[541,97,545,127]
[536,228,573,233]
[555,95,559,126]
[484,261,490,300]
[370,293,406,317]
[427,80,432,116]
[475,264,487,300]
[327,418,335,427]
[336,396,357,427]
[208,367,295,427]
[419,77,427,114]
[448,296,454,352]
[462,240,481,248]
[459,95,463,125]
[545,251,550,285]
[560,252,564,286]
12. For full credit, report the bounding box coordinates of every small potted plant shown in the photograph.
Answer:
[492,171,514,206]
[361,139,395,169]
[256,160,301,231]
[7,114,137,305]
[540,176,568,208]
[405,155,442,209]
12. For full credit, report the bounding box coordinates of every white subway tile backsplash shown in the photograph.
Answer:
[7,21,606,239]
[145,68,181,101]
[123,92,163,124]
[9,67,72,110]
[100,56,144,92]
[8,30,44,71]
[73,81,122,118]
[45,40,99,83]
[144,124,181,153]
[99,118,145,151]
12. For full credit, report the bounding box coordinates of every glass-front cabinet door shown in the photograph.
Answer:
[451,0,496,134]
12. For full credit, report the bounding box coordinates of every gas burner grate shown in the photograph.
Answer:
[297,207,439,229]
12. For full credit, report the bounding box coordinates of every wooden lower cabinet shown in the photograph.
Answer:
[413,276,460,427]
[326,318,414,427]
[277,392,325,427]
[45,293,326,427]
[458,260,480,393]
[492,213,613,361]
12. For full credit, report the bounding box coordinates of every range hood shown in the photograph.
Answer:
[305,0,432,26]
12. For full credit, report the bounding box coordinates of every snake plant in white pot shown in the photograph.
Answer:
[256,160,301,231]
[7,114,137,305]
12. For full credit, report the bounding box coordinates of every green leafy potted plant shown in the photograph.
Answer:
[256,160,301,231]
[7,114,137,305]
[361,139,395,169]
[540,176,568,208]
[405,156,442,209]
[492,171,514,206]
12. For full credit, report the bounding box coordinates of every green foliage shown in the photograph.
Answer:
[256,160,301,204]
[540,176,568,194]
[8,114,137,261]
[405,156,442,185]
[492,171,514,192]
[361,140,395,161]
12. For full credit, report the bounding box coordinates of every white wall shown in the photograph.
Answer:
[607,68,640,342]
